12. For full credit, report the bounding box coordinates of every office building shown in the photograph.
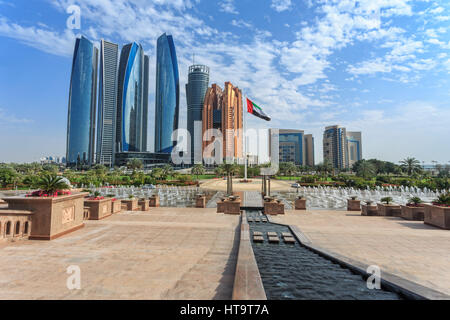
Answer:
[66,36,98,167]
[96,40,119,166]
[268,129,315,167]
[155,33,179,153]
[186,65,210,164]
[323,125,362,169]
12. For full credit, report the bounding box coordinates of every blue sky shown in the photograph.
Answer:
[0,0,449,164]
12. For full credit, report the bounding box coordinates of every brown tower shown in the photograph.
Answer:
[202,82,243,163]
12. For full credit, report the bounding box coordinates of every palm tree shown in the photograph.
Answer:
[400,157,422,176]
[161,164,174,180]
[356,160,376,180]
[219,162,240,195]
[191,164,205,180]
[126,159,143,171]
[38,175,69,195]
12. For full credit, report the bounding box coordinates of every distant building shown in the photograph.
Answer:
[323,125,362,169]
[202,82,243,164]
[268,129,315,167]
[186,65,210,164]
[97,40,119,166]
[66,36,98,167]
[116,42,149,153]
[155,33,179,154]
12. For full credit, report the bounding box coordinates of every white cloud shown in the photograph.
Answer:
[271,0,292,12]
[219,0,238,15]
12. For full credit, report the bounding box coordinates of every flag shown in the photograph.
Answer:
[246,98,271,121]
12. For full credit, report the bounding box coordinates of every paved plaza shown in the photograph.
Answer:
[272,210,450,296]
[0,208,240,300]
[201,178,293,192]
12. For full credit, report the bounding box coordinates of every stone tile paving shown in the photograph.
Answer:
[0,208,239,300]
[272,210,450,296]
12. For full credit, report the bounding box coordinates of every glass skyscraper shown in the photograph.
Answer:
[186,65,209,163]
[116,42,149,153]
[66,36,98,167]
[155,33,179,154]
[96,40,119,166]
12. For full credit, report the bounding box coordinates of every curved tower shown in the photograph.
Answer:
[155,33,179,154]
[186,65,210,164]
[66,36,98,167]
[116,42,149,152]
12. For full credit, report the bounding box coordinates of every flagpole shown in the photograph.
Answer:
[244,92,248,181]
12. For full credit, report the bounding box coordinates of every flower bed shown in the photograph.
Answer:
[25,190,71,198]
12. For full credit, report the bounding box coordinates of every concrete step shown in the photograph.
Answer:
[268,236,280,243]
[253,235,264,243]
[283,237,296,244]
[267,232,277,237]
[253,231,263,236]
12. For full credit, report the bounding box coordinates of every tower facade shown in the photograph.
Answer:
[66,36,98,167]
[116,42,148,153]
[155,33,179,153]
[268,129,314,166]
[186,65,210,164]
[96,40,119,166]
[323,125,362,169]
[202,82,243,163]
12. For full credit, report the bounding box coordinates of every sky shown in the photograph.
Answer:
[0,0,449,164]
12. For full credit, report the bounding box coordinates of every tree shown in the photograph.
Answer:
[126,159,143,170]
[279,162,297,176]
[161,164,174,180]
[191,164,205,180]
[37,175,69,194]
[400,157,422,176]
[219,162,240,195]
[356,160,376,180]
[0,167,19,188]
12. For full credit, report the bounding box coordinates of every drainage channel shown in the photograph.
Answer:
[246,210,403,300]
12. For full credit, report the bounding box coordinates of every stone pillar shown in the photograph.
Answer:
[217,198,226,213]
[264,199,285,215]
[361,204,378,216]
[224,197,241,215]
[347,199,361,211]
[138,199,150,211]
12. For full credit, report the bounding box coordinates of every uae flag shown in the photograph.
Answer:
[246,98,271,121]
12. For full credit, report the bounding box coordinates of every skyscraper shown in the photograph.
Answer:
[155,33,179,154]
[186,65,210,163]
[323,125,362,169]
[346,131,362,168]
[268,129,315,166]
[66,36,98,167]
[116,42,149,153]
[96,40,119,166]
[202,82,243,163]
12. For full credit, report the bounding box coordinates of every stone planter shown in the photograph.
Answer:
[0,209,33,240]
[264,200,285,215]
[377,203,401,217]
[111,200,122,214]
[424,204,450,230]
[149,195,160,207]
[224,199,241,215]
[4,193,87,240]
[196,195,206,208]
[361,204,378,216]
[401,205,425,221]
[217,200,226,213]
[138,199,150,211]
[121,199,138,211]
[84,198,113,220]
[347,199,361,211]
[294,198,306,210]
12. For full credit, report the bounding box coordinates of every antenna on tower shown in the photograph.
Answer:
[192,53,195,65]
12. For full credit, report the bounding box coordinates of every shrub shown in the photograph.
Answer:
[381,197,393,204]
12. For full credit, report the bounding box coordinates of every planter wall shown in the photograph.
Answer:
[138,199,150,211]
[401,205,425,221]
[4,193,87,240]
[121,199,138,211]
[347,199,361,211]
[84,198,113,220]
[217,201,226,213]
[223,200,241,215]
[0,210,33,240]
[424,204,450,230]
[111,200,122,214]
[294,198,306,210]
[377,203,401,217]
[196,196,206,208]
[149,196,160,207]
[264,201,285,215]
[361,205,378,216]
